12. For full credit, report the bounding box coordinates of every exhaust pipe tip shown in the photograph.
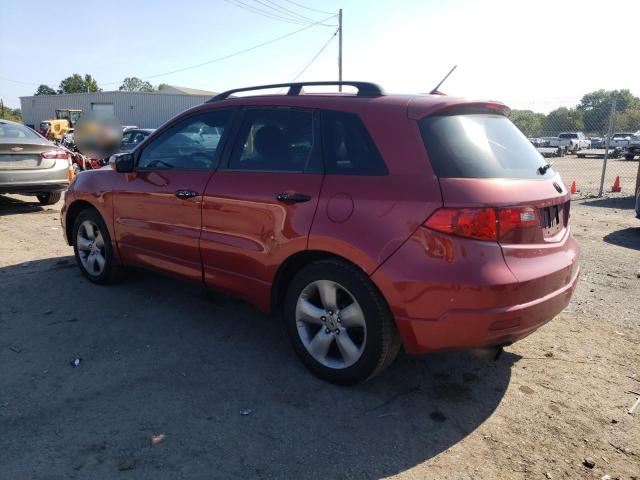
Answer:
[470,346,504,361]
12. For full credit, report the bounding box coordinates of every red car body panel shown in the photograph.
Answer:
[62,92,580,355]
[111,170,211,283]
[200,171,324,312]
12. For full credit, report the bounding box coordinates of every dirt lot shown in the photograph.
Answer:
[1,191,639,480]
[549,154,638,197]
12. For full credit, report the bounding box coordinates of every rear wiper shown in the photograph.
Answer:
[538,162,553,175]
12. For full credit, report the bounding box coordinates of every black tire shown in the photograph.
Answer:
[36,192,61,205]
[72,208,121,284]
[625,154,635,161]
[283,260,401,385]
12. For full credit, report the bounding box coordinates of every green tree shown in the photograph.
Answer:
[157,83,170,91]
[614,109,640,132]
[58,74,101,94]
[0,105,22,122]
[510,109,545,137]
[542,107,584,134]
[34,84,57,96]
[119,77,155,92]
[578,89,640,133]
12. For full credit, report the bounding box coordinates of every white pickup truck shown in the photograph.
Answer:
[545,132,589,153]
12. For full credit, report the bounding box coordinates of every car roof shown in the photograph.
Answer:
[184,93,509,120]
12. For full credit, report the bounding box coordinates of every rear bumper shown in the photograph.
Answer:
[394,268,580,354]
[0,160,69,194]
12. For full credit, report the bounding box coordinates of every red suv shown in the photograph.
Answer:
[61,82,580,385]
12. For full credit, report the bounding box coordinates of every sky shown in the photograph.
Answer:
[1,0,639,112]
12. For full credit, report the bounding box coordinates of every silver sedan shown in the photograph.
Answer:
[0,119,70,205]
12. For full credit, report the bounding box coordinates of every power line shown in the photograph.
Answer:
[0,76,46,86]
[226,0,318,25]
[281,0,334,15]
[255,0,323,23]
[102,13,337,84]
[291,29,338,82]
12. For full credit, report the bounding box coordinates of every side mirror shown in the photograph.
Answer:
[109,153,134,173]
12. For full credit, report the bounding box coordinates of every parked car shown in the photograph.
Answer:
[120,128,154,153]
[557,132,589,153]
[61,81,580,385]
[588,137,604,148]
[0,119,71,205]
[609,132,635,149]
[624,131,640,161]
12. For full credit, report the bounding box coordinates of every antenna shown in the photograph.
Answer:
[429,65,457,95]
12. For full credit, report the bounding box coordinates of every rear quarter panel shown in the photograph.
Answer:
[308,100,442,274]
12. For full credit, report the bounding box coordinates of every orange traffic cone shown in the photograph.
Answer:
[611,176,621,192]
[570,181,577,194]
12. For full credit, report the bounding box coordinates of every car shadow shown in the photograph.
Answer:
[579,195,635,210]
[0,257,515,479]
[603,227,640,251]
[0,194,49,216]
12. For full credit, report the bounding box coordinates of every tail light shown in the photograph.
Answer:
[425,208,497,241]
[41,149,70,160]
[425,206,540,241]
[498,207,538,238]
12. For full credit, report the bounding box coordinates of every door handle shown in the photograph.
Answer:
[276,192,311,203]
[175,189,199,199]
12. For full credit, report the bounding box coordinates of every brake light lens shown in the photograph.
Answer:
[498,207,539,237]
[425,208,497,241]
[41,149,70,160]
[425,206,540,241]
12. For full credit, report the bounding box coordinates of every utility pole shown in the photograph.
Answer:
[338,8,343,92]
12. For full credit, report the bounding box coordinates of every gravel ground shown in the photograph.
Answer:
[549,154,637,197]
[1,192,638,480]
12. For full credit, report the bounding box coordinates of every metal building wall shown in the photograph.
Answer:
[19,92,212,129]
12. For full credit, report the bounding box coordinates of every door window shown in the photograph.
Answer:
[227,109,314,172]
[138,111,231,170]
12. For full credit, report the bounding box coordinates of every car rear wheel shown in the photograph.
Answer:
[72,209,120,284]
[36,192,61,205]
[283,260,401,385]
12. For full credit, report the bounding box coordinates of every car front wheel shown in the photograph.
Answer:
[284,260,401,385]
[72,209,120,284]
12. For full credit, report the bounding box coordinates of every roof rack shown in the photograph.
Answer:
[208,81,385,102]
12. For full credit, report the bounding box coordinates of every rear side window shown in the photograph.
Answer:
[228,109,314,172]
[321,111,387,175]
[419,114,553,179]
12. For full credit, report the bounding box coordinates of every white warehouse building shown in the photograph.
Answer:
[19,85,217,129]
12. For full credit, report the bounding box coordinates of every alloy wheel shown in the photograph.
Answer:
[76,220,107,276]
[295,280,367,369]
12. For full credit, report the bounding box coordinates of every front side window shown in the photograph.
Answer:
[321,110,387,175]
[138,111,231,170]
[228,109,313,172]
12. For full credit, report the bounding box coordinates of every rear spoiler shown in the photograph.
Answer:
[408,98,511,120]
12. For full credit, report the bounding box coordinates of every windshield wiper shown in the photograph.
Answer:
[538,162,553,175]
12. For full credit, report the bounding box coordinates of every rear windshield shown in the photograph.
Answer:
[0,122,40,139]
[419,114,553,179]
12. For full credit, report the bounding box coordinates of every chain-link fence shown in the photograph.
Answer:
[511,93,640,197]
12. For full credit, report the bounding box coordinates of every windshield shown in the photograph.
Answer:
[419,114,553,179]
[559,133,578,139]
